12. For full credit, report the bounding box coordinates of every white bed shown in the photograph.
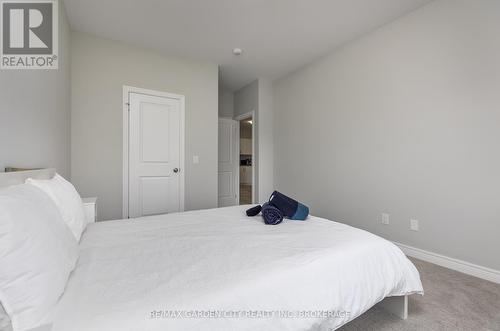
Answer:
[47,206,423,331]
[0,170,423,331]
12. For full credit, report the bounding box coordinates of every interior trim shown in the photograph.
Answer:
[394,242,500,284]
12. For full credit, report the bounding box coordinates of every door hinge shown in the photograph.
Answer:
[125,102,130,111]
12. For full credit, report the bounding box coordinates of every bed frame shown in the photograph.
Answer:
[378,295,408,319]
[0,168,55,188]
[0,168,409,330]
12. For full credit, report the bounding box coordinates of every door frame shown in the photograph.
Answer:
[122,85,185,219]
[234,110,256,204]
[218,118,240,207]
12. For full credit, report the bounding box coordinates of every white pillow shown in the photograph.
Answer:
[0,184,78,331]
[26,174,86,241]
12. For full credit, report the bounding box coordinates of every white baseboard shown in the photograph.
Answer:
[394,242,500,285]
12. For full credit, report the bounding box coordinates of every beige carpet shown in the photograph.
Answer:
[339,258,500,331]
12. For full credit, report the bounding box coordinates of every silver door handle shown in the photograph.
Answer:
[173,168,179,173]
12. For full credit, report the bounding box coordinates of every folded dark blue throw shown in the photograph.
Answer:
[245,191,309,225]
[245,205,262,217]
[268,191,309,221]
[261,203,284,225]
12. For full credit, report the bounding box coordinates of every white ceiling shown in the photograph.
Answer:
[63,0,433,91]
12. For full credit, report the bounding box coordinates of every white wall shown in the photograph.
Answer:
[219,87,234,118]
[274,0,500,270]
[0,2,71,177]
[234,81,259,202]
[234,80,258,118]
[257,79,274,201]
[71,32,219,221]
[234,79,275,202]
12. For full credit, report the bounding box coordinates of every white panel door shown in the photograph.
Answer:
[218,118,239,207]
[129,92,182,218]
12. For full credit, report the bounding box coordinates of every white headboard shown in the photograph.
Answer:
[0,168,56,188]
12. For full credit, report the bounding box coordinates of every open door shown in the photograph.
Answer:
[218,118,239,207]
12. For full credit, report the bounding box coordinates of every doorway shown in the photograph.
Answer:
[236,112,255,205]
[217,111,255,207]
[123,86,185,219]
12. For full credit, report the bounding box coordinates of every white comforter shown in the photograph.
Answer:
[49,206,423,331]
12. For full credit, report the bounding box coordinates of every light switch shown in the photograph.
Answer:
[410,219,419,231]
[381,213,390,225]
[193,155,200,164]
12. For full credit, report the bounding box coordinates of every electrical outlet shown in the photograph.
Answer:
[410,219,419,231]
[381,213,390,225]
[193,155,200,164]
